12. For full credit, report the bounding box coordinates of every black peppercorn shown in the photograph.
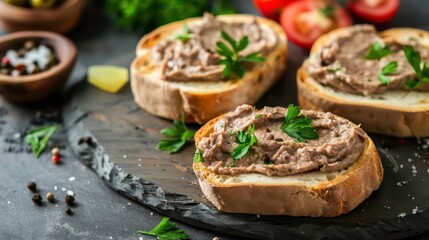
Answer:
[32,193,42,204]
[27,181,37,192]
[66,208,73,215]
[65,195,75,205]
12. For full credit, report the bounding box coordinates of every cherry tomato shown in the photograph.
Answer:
[347,0,399,24]
[280,0,352,49]
[253,0,298,21]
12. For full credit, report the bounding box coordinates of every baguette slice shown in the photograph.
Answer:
[130,15,287,124]
[193,113,383,217]
[298,27,429,137]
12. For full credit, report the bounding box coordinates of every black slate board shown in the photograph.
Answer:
[64,57,429,239]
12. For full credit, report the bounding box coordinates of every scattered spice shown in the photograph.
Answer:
[32,193,42,204]
[52,155,60,164]
[27,181,37,192]
[51,147,60,156]
[66,208,73,215]
[65,195,75,206]
[46,192,55,202]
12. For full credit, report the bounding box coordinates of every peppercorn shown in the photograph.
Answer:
[27,181,37,192]
[52,155,60,164]
[65,195,75,205]
[32,193,42,204]
[24,40,36,50]
[46,192,55,202]
[51,147,60,156]
[66,208,73,215]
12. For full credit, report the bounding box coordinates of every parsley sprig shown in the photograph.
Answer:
[281,104,319,143]
[378,61,397,85]
[231,125,258,161]
[216,31,265,78]
[158,116,195,154]
[176,25,192,42]
[403,45,429,89]
[193,148,204,162]
[138,217,189,240]
[26,125,59,158]
[364,42,391,60]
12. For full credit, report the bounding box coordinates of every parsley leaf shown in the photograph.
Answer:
[364,42,391,60]
[281,104,319,143]
[216,31,265,78]
[403,45,429,89]
[176,25,192,42]
[193,148,204,162]
[158,116,195,154]
[319,5,335,18]
[378,61,397,85]
[25,125,59,158]
[231,125,258,161]
[138,217,189,240]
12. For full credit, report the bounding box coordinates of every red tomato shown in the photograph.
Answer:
[253,0,298,21]
[280,0,352,49]
[347,0,399,24]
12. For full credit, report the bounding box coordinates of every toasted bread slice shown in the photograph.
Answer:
[193,114,383,217]
[130,15,288,124]
[297,27,429,137]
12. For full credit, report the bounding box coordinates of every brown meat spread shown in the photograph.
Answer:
[308,25,429,96]
[197,104,367,177]
[152,13,277,82]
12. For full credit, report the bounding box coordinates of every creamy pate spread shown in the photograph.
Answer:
[308,25,429,96]
[152,13,277,82]
[197,104,366,177]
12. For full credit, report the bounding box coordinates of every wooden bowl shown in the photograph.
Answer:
[0,0,85,33]
[0,31,77,102]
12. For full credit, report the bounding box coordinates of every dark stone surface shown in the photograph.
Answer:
[1,1,429,240]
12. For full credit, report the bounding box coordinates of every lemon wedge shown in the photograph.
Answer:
[88,65,129,93]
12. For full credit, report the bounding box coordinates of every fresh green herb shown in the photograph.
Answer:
[216,31,265,78]
[326,67,342,73]
[176,25,192,42]
[403,45,429,89]
[25,125,59,158]
[158,116,195,154]
[193,148,204,162]
[254,114,263,119]
[281,104,319,143]
[231,125,258,161]
[319,5,335,18]
[138,217,189,240]
[364,42,391,60]
[378,61,397,85]
[105,0,208,30]
[228,130,235,136]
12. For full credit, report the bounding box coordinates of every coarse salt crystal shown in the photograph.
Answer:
[68,176,76,181]
[123,155,127,158]
[54,186,58,191]
[400,164,403,169]
[61,187,67,192]
[412,207,418,214]
[67,190,74,196]
[408,158,413,162]
[398,213,406,218]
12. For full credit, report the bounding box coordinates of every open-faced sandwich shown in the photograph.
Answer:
[130,13,287,124]
[298,25,429,137]
[193,104,383,217]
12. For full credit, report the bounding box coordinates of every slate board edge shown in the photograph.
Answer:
[64,105,429,240]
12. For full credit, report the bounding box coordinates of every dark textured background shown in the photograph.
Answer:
[0,1,429,239]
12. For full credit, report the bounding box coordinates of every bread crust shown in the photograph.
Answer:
[298,27,429,137]
[193,113,383,217]
[130,15,288,124]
